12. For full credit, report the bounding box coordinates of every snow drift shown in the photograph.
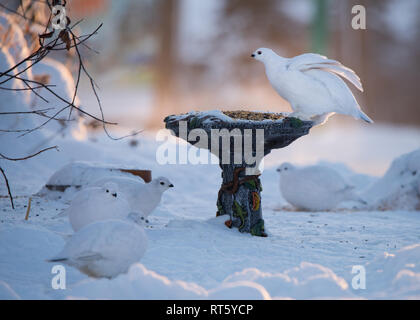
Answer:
[365,148,420,211]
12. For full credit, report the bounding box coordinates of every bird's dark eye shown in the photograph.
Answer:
[160,182,165,185]
[106,189,109,193]
[258,51,262,55]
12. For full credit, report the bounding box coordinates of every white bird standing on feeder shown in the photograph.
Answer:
[251,48,373,124]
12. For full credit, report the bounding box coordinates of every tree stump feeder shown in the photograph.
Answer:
[164,110,313,237]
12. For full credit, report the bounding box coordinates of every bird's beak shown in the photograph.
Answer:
[276,169,281,172]
[112,193,117,198]
[251,54,255,58]
[169,184,174,188]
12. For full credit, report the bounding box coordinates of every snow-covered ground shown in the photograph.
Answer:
[0,122,419,300]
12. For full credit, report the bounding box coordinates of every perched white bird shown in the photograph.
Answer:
[67,182,131,232]
[90,176,174,219]
[252,48,373,124]
[277,162,365,211]
[48,219,147,279]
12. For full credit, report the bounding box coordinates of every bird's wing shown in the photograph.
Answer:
[336,184,356,194]
[304,68,363,118]
[287,53,363,92]
[300,166,348,192]
[49,249,101,264]
[76,252,104,262]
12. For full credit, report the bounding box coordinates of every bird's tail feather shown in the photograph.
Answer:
[47,257,68,263]
[356,197,368,205]
[358,110,374,124]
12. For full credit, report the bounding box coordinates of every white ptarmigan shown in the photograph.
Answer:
[48,219,148,279]
[276,162,366,211]
[90,176,174,218]
[67,182,131,232]
[251,48,373,124]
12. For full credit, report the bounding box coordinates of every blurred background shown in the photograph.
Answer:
[1,0,419,175]
[3,0,419,128]
[73,0,420,129]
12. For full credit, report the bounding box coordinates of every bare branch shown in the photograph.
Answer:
[0,146,58,161]
[0,108,53,115]
[0,167,15,210]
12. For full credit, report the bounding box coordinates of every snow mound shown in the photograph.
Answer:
[208,281,270,300]
[0,47,45,158]
[44,161,143,187]
[0,11,32,81]
[0,200,419,299]
[66,244,420,300]
[365,148,420,210]
[0,224,82,299]
[223,263,351,299]
[30,57,81,134]
[365,244,420,299]
[66,263,270,300]
[38,161,145,200]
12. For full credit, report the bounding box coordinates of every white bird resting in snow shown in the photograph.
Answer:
[90,176,174,220]
[48,219,148,279]
[66,182,132,232]
[251,48,373,124]
[277,162,366,211]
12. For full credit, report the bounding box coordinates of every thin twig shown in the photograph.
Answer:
[0,146,58,161]
[0,85,56,91]
[67,29,142,140]
[0,108,54,115]
[0,3,48,28]
[0,167,15,209]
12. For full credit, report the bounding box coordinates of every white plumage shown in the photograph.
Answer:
[49,219,147,279]
[90,176,174,218]
[252,48,373,124]
[67,182,131,232]
[277,162,364,211]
